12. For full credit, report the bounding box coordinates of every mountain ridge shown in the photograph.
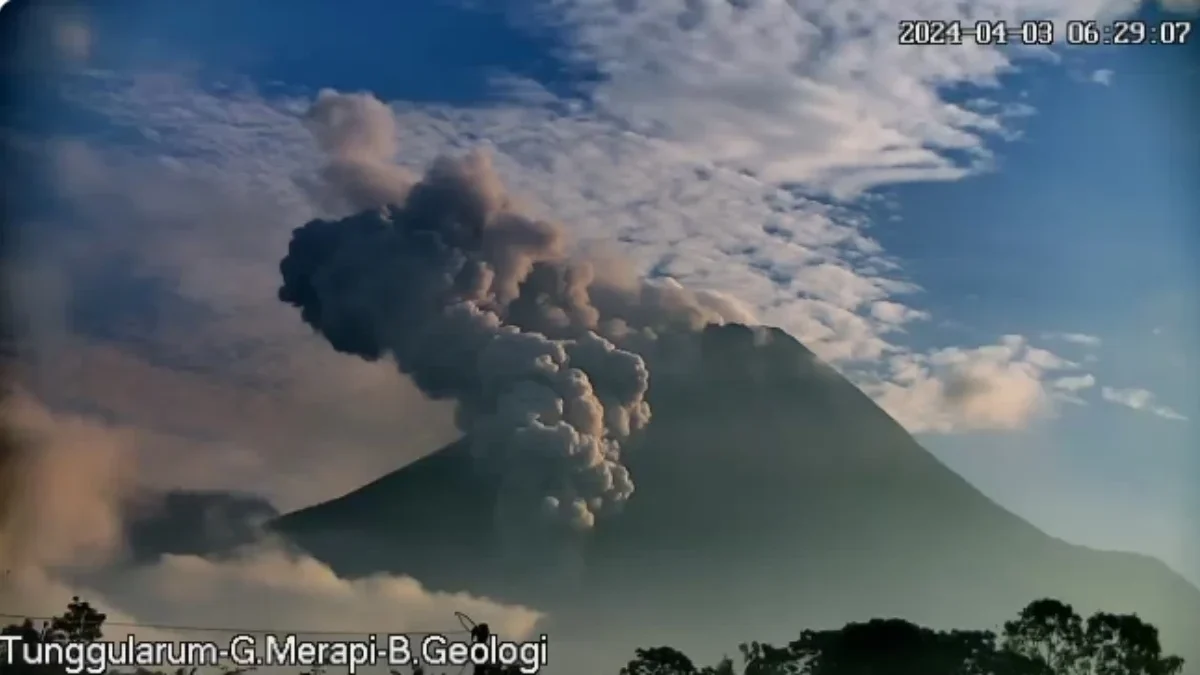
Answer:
[272,323,1200,673]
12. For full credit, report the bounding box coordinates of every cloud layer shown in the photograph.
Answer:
[863,335,1082,433]
[0,391,541,648]
[22,60,1182,465]
[1101,386,1188,421]
[518,0,1154,197]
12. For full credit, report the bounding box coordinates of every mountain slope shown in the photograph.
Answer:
[273,324,1200,672]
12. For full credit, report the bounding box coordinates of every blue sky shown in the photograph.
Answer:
[878,25,1200,580]
[1,0,1198,641]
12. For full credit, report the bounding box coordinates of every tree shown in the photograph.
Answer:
[620,646,701,675]
[620,598,1185,675]
[1002,600,1183,675]
[736,619,1034,675]
[1,597,106,675]
[619,647,741,675]
[45,597,106,644]
[0,618,47,675]
[1001,599,1086,674]
[737,638,800,675]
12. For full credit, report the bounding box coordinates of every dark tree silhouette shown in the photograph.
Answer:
[0,595,1183,675]
[734,620,1037,675]
[622,598,1185,675]
[1,596,106,675]
[619,646,701,675]
[1002,599,1184,675]
[617,646,737,675]
[45,597,106,644]
[0,618,48,675]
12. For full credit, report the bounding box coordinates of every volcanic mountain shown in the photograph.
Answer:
[271,323,1200,673]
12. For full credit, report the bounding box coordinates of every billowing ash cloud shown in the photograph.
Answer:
[280,152,647,532]
[280,90,753,533]
[301,89,415,215]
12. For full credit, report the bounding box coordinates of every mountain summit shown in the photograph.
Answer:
[273,323,1200,673]
[269,150,1195,673]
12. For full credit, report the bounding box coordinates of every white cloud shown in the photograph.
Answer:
[862,335,1079,433]
[870,300,931,328]
[1044,332,1102,348]
[1024,345,1076,370]
[1090,68,1115,86]
[0,544,541,642]
[1,545,541,652]
[0,393,541,649]
[520,0,1146,197]
[1052,374,1097,405]
[1053,374,1097,392]
[1100,386,1188,421]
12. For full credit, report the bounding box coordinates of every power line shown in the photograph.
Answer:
[0,612,471,638]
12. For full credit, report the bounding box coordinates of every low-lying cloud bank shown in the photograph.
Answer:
[0,390,542,646]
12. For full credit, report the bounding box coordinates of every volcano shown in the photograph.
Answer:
[270,323,1200,673]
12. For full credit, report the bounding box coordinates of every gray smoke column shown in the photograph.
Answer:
[280,148,651,532]
[281,90,753,533]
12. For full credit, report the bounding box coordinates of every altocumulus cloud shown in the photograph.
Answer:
[514,0,1190,196]
[861,336,1086,433]
[52,74,1095,437]
[1044,332,1104,348]
[1052,374,1097,405]
[1100,386,1189,421]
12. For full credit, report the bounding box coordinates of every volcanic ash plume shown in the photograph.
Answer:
[301,89,414,214]
[282,90,755,534]
[279,149,654,532]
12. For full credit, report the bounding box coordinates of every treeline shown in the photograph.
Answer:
[620,598,1184,675]
[0,597,1185,675]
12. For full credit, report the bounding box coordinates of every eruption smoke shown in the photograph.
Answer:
[302,90,414,214]
[280,151,649,532]
[281,90,752,533]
